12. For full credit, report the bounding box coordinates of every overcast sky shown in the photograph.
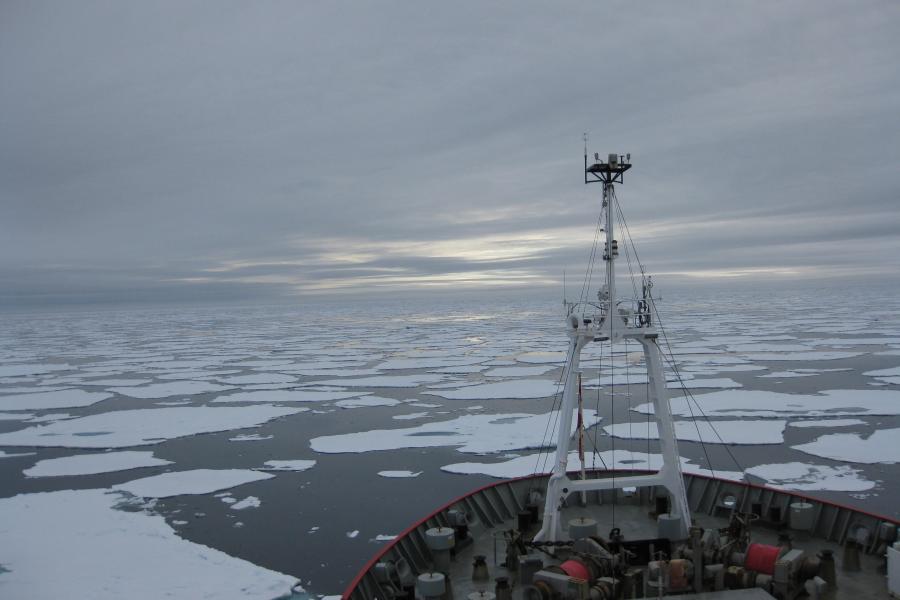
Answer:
[2,1,898,306]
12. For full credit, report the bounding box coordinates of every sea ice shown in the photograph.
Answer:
[229,433,275,441]
[392,412,429,420]
[212,390,362,403]
[441,451,873,491]
[635,389,900,418]
[24,451,173,477]
[377,470,422,478]
[0,489,297,599]
[789,419,866,428]
[0,405,304,448]
[667,378,742,390]
[603,420,786,445]
[0,389,112,411]
[346,530,360,538]
[484,365,558,377]
[793,428,900,464]
[114,469,274,497]
[308,374,446,388]
[110,381,235,399]
[516,351,566,364]
[334,396,402,408]
[423,379,560,400]
[0,412,33,420]
[310,410,601,455]
[0,364,71,378]
[260,459,316,471]
[218,373,298,385]
[739,351,864,361]
[231,496,261,510]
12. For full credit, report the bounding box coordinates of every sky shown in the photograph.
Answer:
[2,1,899,306]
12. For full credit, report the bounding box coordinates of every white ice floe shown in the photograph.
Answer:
[261,459,316,471]
[793,428,900,464]
[423,379,560,400]
[212,390,362,403]
[310,410,601,455]
[377,470,422,478]
[346,530,360,538]
[229,433,274,442]
[0,405,304,448]
[484,365,558,377]
[744,462,875,492]
[408,402,441,408]
[442,450,873,491]
[432,365,488,374]
[863,366,900,377]
[82,378,152,387]
[0,412,33,420]
[308,374,445,388]
[516,352,566,364]
[334,396,402,409]
[230,496,261,510]
[24,451,173,477]
[667,378,742,390]
[0,364,71,378]
[218,373,298,385]
[110,381,235,399]
[0,450,34,459]
[757,371,819,379]
[376,357,485,370]
[0,489,297,599]
[373,534,397,541]
[392,412,429,420]
[114,469,274,498]
[739,351,863,362]
[789,419,866,428]
[603,420,786,445]
[636,389,900,418]
[0,389,112,411]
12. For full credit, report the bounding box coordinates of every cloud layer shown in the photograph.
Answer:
[2,1,898,304]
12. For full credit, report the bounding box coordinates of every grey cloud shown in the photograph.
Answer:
[2,1,898,305]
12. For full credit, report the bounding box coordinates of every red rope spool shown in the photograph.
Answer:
[559,559,591,581]
[745,542,780,575]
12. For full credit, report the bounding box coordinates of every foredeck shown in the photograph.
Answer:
[345,471,899,600]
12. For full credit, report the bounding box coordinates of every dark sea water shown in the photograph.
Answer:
[1,282,899,596]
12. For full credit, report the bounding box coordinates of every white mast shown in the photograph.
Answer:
[534,151,692,542]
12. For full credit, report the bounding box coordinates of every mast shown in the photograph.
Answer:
[534,151,692,542]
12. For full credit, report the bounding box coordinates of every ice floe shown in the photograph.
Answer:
[110,381,235,399]
[441,451,873,491]
[261,459,316,471]
[603,420,786,445]
[636,389,900,418]
[739,351,864,362]
[308,374,445,388]
[0,489,297,598]
[793,428,900,464]
[0,412,33,420]
[212,390,362,403]
[667,378,742,390]
[114,469,274,498]
[231,496,261,510]
[0,364,71,378]
[0,389,112,411]
[334,396,402,408]
[788,419,866,428]
[310,410,601,455]
[24,451,173,477]
[218,373,298,385]
[423,379,560,400]
[229,433,274,442]
[483,365,558,377]
[377,470,422,478]
[392,412,429,420]
[0,405,304,448]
